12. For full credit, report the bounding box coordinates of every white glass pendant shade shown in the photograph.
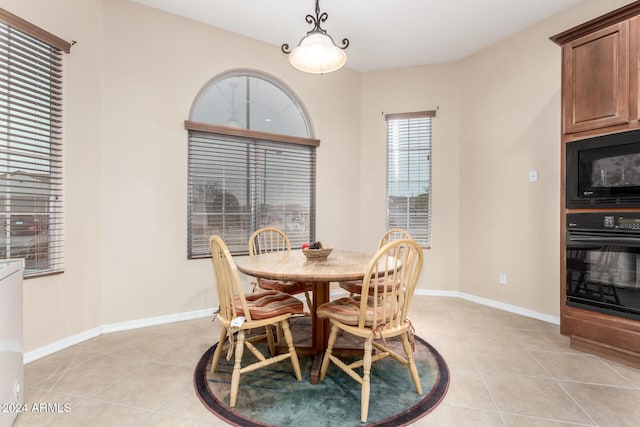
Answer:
[281,0,349,74]
[288,32,347,74]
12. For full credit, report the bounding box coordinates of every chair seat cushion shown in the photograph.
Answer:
[339,277,397,296]
[236,290,304,320]
[316,297,386,326]
[257,278,313,295]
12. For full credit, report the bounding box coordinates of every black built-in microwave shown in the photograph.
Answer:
[566,129,640,208]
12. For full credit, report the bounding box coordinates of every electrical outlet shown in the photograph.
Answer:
[499,273,507,285]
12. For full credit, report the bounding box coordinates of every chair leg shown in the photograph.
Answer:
[229,329,245,407]
[401,333,423,395]
[210,327,228,374]
[266,325,276,356]
[275,322,284,343]
[361,338,373,423]
[319,324,339,381]
[281,320,302,381]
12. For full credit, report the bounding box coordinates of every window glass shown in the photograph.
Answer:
[190,72,310,137]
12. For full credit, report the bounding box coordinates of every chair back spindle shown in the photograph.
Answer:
[378,228,412,249]
[249,227,292,256]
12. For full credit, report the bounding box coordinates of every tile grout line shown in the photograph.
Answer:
[555,381,600,427]
[525,347,599,426]
[497,410,598,426]
[464,341,510,427]
[597,358,640,390]
[527,348,639,389]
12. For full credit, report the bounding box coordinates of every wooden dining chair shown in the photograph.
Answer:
[317,239,424,423]
[208,235,303,407]
[339,228,413,297]
[249,227,314,312]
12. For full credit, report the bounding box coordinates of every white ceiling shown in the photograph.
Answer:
[131,0,585,72]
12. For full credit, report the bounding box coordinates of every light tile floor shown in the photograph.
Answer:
[13,295,640,426]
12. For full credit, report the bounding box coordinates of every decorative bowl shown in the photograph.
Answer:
[302,247,333,261]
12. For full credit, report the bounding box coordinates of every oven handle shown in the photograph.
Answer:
[567,233,640,247]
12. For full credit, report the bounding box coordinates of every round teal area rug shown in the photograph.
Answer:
[193,333,449,427]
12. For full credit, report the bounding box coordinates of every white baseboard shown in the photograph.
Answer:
[24,308,215,364]
[23,327,102,364]
[100,308,215,334]
[24,292,559,364]
[414,289,561,325]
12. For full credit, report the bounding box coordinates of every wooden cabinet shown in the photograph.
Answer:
[552,1,640,369]
[552,2,640,138]
[562,21,631,134]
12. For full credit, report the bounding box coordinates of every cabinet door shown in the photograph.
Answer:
[563,21,630,134]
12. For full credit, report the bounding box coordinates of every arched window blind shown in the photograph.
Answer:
[386,110,435,248]
[0,8,70,277]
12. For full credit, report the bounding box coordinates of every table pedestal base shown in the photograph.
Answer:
[310,353,323,384]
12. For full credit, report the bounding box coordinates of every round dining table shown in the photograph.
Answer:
[235,249,373,384]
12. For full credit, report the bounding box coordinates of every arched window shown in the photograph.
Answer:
[185,70,318,257]
[189,69,313,137]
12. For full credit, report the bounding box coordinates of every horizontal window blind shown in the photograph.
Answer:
[188,130,316,257]
[386,111,435,247]
[0,11,68,276]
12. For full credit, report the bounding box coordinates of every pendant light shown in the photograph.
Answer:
[281,0,350,74]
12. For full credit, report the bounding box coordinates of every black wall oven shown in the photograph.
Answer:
[566,129,640,208]
[566,212,640,320]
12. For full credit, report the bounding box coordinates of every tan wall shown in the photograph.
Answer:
[3,0,362,351]
[0,0,105,351]
[98,0,362,325]
[457,0,633,316]
[360,0,635,311]
[5,0,637,352]
[359,65,462,292]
